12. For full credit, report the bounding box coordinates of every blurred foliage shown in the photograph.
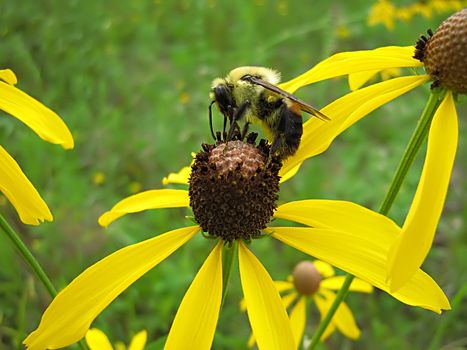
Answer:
[0,0,466,349]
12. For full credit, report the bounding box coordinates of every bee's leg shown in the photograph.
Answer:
[227,101,250,141]
[222,114,227,139]
[208,101,216,141]
[266,137,282,166]
[241,122,250,141]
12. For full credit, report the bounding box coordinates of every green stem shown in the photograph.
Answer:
[0,214,56,297]
[0,214,88,350]
[308,90,445,349]
[220,240,237,309]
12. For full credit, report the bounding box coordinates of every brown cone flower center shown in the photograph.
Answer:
[189,138,281,243]
[415,9,467,93]
[293,261,322,295]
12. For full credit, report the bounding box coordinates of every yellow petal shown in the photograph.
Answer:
[319,290,360,340]
[274,199,400,235]
[128,330,147,350]
[0,69,18,85]
[244,280,299,348]
[279,163,301,183]
[274,280,294,293]
[289,297,306,348]
[321,276,373,293]
[281,291,299,309]
[313,260,335,278]
[0,81,73,149]
[312,294,335,341]
[247,333,256,348]
[98,189,190,227]
[165,242,223,350]
[388,92,458,291]
[280,75,429,180]
[271,226,450,313]
[279,46,421,93]
[0,145,52,225]
[348,70,379,90]
[85,328,113,350]
[23,226,199,350]
[238,242,295,350]
[162,165,191,185]
[162,153,195,185]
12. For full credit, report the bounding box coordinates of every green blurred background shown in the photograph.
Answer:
[0,1,466,349]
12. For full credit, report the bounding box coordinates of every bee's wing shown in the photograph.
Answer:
[242,75,330,121]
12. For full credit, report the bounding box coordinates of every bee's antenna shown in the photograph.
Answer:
[208,101,216,141]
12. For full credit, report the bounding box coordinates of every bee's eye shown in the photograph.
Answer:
[214,85,234,111]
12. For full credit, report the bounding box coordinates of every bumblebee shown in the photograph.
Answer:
[209,66,329,160]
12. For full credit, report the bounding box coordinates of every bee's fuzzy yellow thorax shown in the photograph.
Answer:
[226,66,281,85]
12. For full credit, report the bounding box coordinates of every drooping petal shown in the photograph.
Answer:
[274,199,400,235]
[0,145,52,225]
[289,296,306,348]
[279,46,420,93]
[319,289,360,339]
[387,92,458,291]
[85,329,113,350]
[271,227,450,313]
[313,260,335,278]
[128,330,147,350]
[0,69,18,85]
[238,242,295,350]
[280,75,429,179]
[23,226,199,350]
[98,189,190,227]
[321,276,373,293]
[312,294,336,341]
[0,80,73,149]
[165,242,223,350]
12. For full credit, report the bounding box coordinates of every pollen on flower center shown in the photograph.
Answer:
[293,261,322,295]
[414,9,467,93]
[189,137,281,243]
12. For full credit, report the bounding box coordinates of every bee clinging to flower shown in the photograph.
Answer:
[209,66,329,160]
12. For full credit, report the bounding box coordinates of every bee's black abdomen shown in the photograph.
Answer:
[272,104,303,159]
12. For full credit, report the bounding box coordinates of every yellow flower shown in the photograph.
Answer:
[24,141,449,350]
[85,328,147,350]
[161,153,195,185]
[0,69,74,225]
[369,0,467,29]
[367,0,397,30]
[244,260,373,348]
[92,172,106,186]
[277,9,465,291]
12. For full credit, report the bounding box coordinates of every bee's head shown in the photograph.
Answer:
[210,78,235,116]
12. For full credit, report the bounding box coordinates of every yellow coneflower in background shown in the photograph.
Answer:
[0,69,74,225]
[243,260,373,348]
